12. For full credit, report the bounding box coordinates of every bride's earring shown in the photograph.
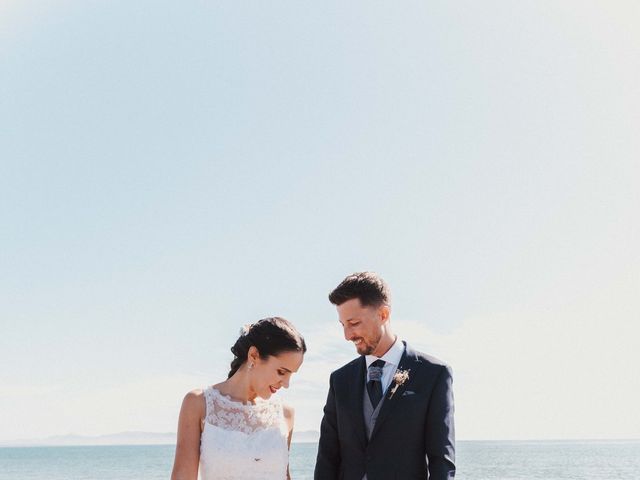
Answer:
[248,362,254,370]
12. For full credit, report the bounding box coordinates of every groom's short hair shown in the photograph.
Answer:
[329,271,390,307]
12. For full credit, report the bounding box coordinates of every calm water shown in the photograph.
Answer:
[1,440,639,479]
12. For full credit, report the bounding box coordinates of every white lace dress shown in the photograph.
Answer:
[199,386,290,480]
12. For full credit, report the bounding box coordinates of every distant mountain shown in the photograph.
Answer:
[1,430,320,447]
[1,431,176,447]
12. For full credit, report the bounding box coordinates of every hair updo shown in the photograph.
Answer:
[228,317,307,378]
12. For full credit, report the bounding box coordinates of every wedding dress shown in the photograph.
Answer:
[199,386,289,480]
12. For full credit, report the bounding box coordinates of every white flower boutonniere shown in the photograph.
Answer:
[388,369,410,399]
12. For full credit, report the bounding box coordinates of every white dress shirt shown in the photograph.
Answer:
[365,337,405,394]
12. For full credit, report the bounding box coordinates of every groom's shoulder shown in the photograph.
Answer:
[331,356,362,378]
[406,344,452,373]
[415,350,448,367]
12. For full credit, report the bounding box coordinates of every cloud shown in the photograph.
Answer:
[203,307,640,439]
[395,308,640,440]
[0,384,60,397]
[3,308,637,442]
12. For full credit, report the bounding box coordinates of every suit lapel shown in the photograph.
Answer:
[345,356,367,448]
[369,342,421,441]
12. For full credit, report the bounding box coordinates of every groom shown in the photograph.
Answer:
[314,272,455,479]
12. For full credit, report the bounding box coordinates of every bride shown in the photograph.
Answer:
[171,317,306,480]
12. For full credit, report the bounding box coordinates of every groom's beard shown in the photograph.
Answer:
[355,332,382,356]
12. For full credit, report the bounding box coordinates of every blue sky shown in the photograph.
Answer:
[1,1,639,441]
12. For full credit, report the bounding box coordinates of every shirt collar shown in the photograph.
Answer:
[365,337,404,369]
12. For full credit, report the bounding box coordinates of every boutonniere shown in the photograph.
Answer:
[388,369,410,398]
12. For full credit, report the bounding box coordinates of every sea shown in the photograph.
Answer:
[1,440,639,479]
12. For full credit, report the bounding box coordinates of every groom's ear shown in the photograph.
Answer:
[378,304,391,323]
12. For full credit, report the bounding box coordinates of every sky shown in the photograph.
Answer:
[1,1,639,442]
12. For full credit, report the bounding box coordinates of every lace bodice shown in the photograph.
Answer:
[199,386,289,480]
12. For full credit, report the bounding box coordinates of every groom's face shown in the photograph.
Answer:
[337,298,386,356]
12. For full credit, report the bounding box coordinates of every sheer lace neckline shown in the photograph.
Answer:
[209,386,277,409]
[203,385,284,435]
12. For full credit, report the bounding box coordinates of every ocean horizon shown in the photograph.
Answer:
[1,439,639,479]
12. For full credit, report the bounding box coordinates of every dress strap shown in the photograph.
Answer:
[203,386,214,418]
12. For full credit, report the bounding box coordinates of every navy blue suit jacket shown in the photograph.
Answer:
[314,342,455,479]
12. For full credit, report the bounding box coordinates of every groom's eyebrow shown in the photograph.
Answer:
[340,318,359,325]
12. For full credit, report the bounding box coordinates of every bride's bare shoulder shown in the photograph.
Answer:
[180,389,206,417]
[283,403,295,428]
[283,403,295,419]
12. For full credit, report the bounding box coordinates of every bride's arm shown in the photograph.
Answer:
[171,390,205,480]
[284,404,295,480]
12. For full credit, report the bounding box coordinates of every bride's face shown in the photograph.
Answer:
[250,350,304,399]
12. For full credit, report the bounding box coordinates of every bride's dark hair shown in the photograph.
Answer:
[228,317,306,378]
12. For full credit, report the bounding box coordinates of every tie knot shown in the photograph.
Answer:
[371,359,385,368]
[368,359,385,381]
